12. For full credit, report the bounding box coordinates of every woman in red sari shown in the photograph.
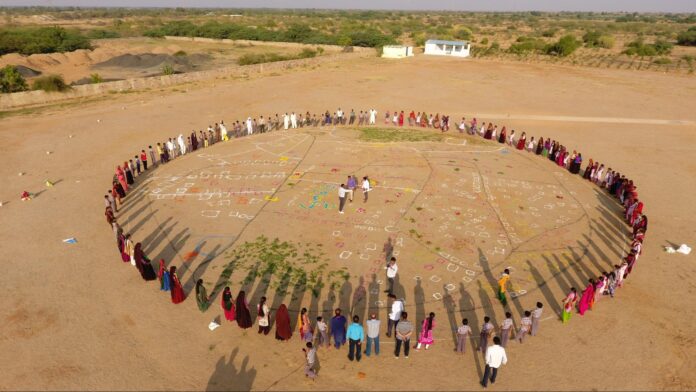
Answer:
[408,111,416,126]
[516,132,526,150]
[578,278,595,315]
[484,123,493,140]
[116,166,128,192]
[420,113,428,127]
[433,114,440,129]
[235,290,252,329]
[169,266,186,304]
[221,286,236,322]
[398,111,404,127]
[275,304,292,341]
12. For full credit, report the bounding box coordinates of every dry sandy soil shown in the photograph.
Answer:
[0,37,336,84]
[0,55,695,391]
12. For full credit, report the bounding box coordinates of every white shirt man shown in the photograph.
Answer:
[220,122,228,140]
[361,177,371,203]
[482,337,508,387]
[337,108,344,121]
[385,259,398,294]
[246,117,253,135]
[387,297,403,337]
[290,112,297,128]
[283,113,289,130]
[369,109,377,125]
[338,184,347,214]
[177,134,186,155]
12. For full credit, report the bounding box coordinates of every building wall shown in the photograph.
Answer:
[424,43,470,58]
[382,46,414,59]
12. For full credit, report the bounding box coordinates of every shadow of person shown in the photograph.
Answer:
[459,282,483,379]
[525,259,562,317]
[442,285,458,345]
[476,279,497,328]
[413,278,425,331]
[367,273,379,316]
[206,348,257,391]
[382,237,394,265]
[351,276,367,322]
[338,279,353,316]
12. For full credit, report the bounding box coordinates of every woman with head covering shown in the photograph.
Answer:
[124,234,135,266]
[221,287,236,322]
[123,161,134,185]
[116,166,128,193]
[169,266,186,304]
[578,278,595,315]
[498,126,507,144]
[158,259,170,291]
[117,232,129,262]
[134,243,157,281]
[275,304,292,341]
[195,279,209,311]
[235,290,252,329]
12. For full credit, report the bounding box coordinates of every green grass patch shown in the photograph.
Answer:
[357,127,446,142]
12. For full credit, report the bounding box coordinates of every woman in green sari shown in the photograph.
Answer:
[195,279,210,312]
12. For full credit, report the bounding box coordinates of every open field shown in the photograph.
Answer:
[0,53,695,390]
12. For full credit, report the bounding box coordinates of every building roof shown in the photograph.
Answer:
[425,39,470,46]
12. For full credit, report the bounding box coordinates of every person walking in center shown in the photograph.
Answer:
[365,313,380,356]
[346,175,356,202]
[235,290,252,329]
[498,269,510,307]
[386,294,403,337]
[456,318,472,354]
[195,279,209,312]
[531,302,543,336]
[481,336,507,388]
[416,312,436,350]
[384,257,398,295]
[394,311,413,359]
[338,184,347,214]
[346,315,365,362]
[330,308,347,349]
[315,316,329,348]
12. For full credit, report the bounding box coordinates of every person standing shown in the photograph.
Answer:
[394,311,413,359]
[384,257,398,295]
[235,290,252,329]
[169,266,186,304]
[362,176,371,203]
[291,112,298,128]
[498,269,510,307]
[578,279,595,316]
[140,150,148,171]
[369,109,377,125]
[105,193,117,212]
[275,304,292,341]
[338,184,347,214]
[499,312,514,347]
[148,146,156,167]
[456,318,472,354]
[257,296,270,335]
[299,307,313,343]
[346,315,364,362]
[481,336,507,388]
[221,286,235,322]
[330,308,347,349]
[365,313,380,357]
[303,342,318,380]
[479,316,494,353]
[349,109,356,125]
[416,312,436,350]
[561,288,577,323]
[195,279,209,311]
[315,316,329,348]
[517,311,532,343]
[346,175,356,202]
[386,294,403,337]
[531,302,543,336]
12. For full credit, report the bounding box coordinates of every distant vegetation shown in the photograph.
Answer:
[544,35,581,57]
[31,75,70,92]
[358,127,445,142]
[677,27,696,46]
[237,48,317,65]
[0,26,91,55]
[0,65,28,93]
[623,39,673,56]
[144,20,396,48]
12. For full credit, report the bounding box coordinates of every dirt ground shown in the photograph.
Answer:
[1,55,695,391]
[0,37,337,84]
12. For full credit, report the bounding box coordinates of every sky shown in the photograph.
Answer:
[3,0,696,13]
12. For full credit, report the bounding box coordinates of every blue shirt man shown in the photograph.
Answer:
[346,315,365,362]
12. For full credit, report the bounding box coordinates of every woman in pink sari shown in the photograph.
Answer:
[416,312,436,350]
[116,166,128,192]
[578,279,595,315]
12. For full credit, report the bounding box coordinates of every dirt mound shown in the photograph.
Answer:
[14,65,42,78]
[94,53,192,69]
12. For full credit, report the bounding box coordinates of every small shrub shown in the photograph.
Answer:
[480,37,489,45]
[583,31,614,49]
[0,65,28,93]
[653,57,672,65]
[677,27,696,46]
[173,50,187,57]
[90,73,103,84]
[31,75,70,92]
[541,29,558,37]
[545,34,580,57]
[508,36,545,54]
[87,29,120,39]
[161,64,175,75]
[623,39,672,56]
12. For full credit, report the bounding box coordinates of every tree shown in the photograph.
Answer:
[0,65,28,93]
[677,27,696,46]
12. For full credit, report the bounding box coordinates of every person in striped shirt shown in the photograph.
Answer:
[531,302,543,336]
[517,311,532,343]
[499,312,514,347]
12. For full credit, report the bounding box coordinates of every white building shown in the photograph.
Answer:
[381,45,414,59]
[424,39,471,58]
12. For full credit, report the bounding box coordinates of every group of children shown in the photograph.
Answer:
[101,106,648,384]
